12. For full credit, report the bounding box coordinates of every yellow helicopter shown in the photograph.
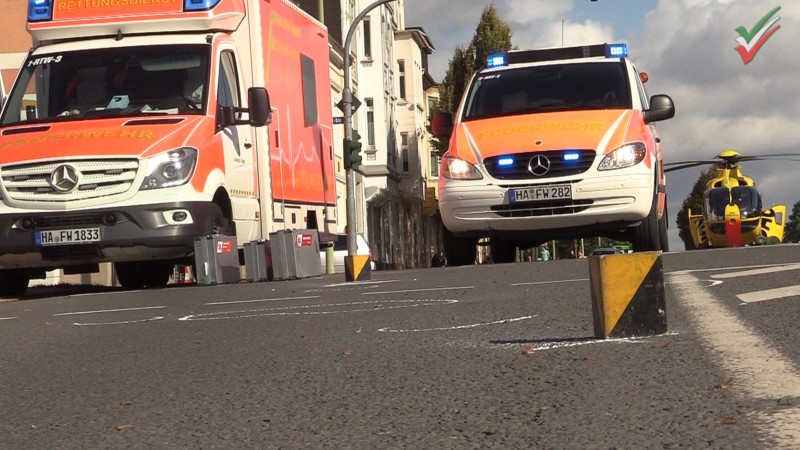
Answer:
[664,150,789,248]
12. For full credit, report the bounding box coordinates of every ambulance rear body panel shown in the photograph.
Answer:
[439,46,670,245]
[0,0,335,276]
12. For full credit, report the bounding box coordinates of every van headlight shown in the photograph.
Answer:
[140,147,198,190]
[598,143,646,171]
[443,155,483,180]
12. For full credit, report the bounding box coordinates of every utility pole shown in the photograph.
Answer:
[342,0,394,280]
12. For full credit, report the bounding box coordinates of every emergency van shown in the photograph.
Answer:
[0,0,336,296]
[432,43,675,265]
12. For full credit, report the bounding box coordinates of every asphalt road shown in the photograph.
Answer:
[1,245,799,449]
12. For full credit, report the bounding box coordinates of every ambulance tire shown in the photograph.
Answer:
[443,227,476,266]
[631,191,661,252]
[490,240,516,264]
[0,269,30,298]
[115,262,145,289]
[658,203,670,252]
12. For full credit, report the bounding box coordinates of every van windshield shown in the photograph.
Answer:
[1,44,210,126]
[462,61,631,120]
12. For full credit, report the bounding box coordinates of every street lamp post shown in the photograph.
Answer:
[342,0,394,275]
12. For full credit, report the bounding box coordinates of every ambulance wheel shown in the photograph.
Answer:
[115,261,172,289]
[631,192,660,252]
[490,240,517,263]
[443,227,476,266]
[658,203,669,252]
[115,262,145,289]
[0,269,30,298]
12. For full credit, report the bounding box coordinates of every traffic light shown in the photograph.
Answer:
[344,129,363,170]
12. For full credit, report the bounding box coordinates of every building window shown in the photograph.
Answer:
[397,60,406,100]
[363,17,372,58]
[401,132,409,172]
[366,98,375,146]
[430,154,440,177]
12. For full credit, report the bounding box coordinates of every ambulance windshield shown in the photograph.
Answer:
[462,61,631,120]
[0,44,210,125]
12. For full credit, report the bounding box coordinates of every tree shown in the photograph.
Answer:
[432,4,513,156]
[676,167,717,250]
[785,200,800,243]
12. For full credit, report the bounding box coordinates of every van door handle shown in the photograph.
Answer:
[244,142,252,149]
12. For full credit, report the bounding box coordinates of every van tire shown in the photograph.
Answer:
[490,240,516,263]
[631,190,661,252]
[443,226,476,266]
[0,269,30,298]
[115,261,172,289]
[658,202,669,252]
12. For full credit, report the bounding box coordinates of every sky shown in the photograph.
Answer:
[405,0,800,251]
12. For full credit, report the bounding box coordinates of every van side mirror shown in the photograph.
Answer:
[431,111,454,137]
[248,87,272,126]
[644,94,675,123]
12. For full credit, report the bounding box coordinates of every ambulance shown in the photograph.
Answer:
[0,0,336,295]
[432,43,675,265]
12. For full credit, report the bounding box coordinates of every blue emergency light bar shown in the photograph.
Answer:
[497,157,515,167]
[184,0,222,11]
[27,0,53,22]
[563,152,580,162]
[487,43,628,68]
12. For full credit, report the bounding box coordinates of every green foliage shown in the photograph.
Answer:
[432,4,513,156]
[676,167,717,250]
[785,200,800,242]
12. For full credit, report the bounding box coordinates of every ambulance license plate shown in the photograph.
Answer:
[35,228,101,246]
[509,185,572,203]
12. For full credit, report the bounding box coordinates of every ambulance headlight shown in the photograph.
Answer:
[598,143,646,171]
[443,156,483,180]
[141,147,198,190]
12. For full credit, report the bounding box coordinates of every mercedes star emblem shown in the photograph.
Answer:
[50,165,80,193]
[528,155,551,176]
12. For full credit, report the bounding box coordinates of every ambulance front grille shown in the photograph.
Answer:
[0,159,139,203]
[484,150,596,180]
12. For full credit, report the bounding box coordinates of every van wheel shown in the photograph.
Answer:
[443,227,476,266]
[490,240,517,263]
[0,269,30,298]
[631,191,661,252]
[658,202,669,252]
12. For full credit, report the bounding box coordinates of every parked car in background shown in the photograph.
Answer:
[591,247,623,256]
[320,234,376,273]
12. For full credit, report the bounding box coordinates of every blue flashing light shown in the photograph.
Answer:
[605,43,628,59]
[184,0,222,11]
[563,152,580,162]
[28,0,53,22]
[487,53,509,69]
[497,157,515,167]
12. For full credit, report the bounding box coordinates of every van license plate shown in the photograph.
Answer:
[35,228,101,246]
[509,185,572,203]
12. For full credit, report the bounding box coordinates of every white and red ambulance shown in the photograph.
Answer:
[0,0,336,295]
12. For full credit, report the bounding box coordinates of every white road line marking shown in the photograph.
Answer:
[54,305,166,316]
[377,315,536,333]
[72,316,164,326]
[511,278,588,286]
[492,333,676,351]
[670,272,800,446]
[737,285,800,304]
[363,286,473,295]
[711,263,800,279]
[180,299,459,322]
[1,316,17,321]
[205,295,320,306]
[669,262,795,275]
[322,279,400,288]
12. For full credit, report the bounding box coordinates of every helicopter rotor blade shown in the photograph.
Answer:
[664,161,718,172]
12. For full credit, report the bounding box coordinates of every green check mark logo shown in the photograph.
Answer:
[734,6,781,64]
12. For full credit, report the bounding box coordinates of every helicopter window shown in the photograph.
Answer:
[731,186,762,218]
[704,188,729,222]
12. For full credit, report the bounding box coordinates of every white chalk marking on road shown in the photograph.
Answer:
[670,272,800,447]
[667,278,723,288]
[54,305,166,316]
[321,279,400,288]
[0,316,17,321]
[205,295,320,306]
[711,263,800,279]
[511,278,588,286]
[377,315,536,333]
[179,299,459,322]
[72,316,164,326]
[491,333,675,351]
[363,286,473,295]
[737,285,800,304]
[669,262,794,276]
